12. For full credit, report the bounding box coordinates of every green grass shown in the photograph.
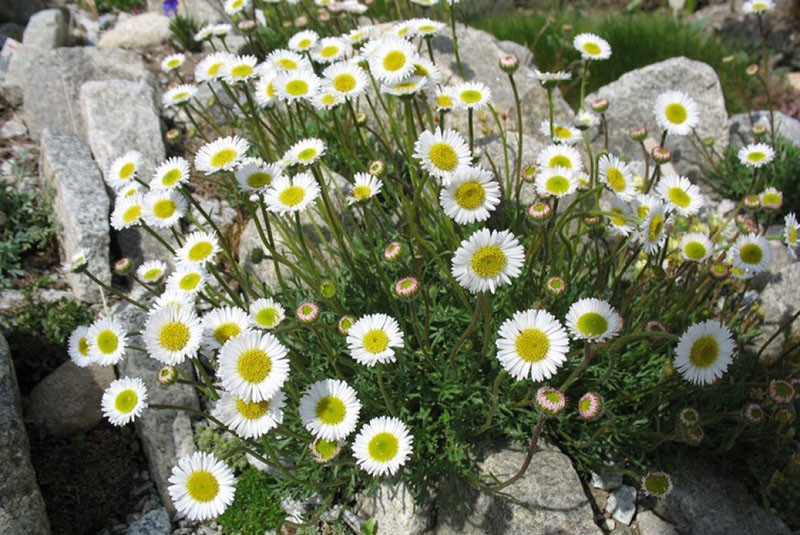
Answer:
[472,11,755,113]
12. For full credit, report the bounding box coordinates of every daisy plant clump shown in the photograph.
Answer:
[67,3,799,530]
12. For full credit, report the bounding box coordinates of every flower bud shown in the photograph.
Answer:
[114,257,134,276]
[499,53,520,74]
[590,98,609,113]
[651,146,673,164]
[157,365,177,385]
[629,127,648,142]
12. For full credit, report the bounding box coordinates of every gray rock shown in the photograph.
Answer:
[70,9,117,46]
[750,224,795,292]
[592,471,624,491]
[39,128,111,302]
[113,298,199,516]
[729,110,800,148]
[754,262,800,362]
[0,0,48,25]
[0,117,26,138]
[586,57,729,179]
[636,511,678,535]
[5,9,67,101]
[26,360,116,437]
[0,333,50,535]
[435,441,602,534]
[22,47,156,141]
[357,482,432,535]
[0,288,71,317]
[654,456,791,535]
[98,12,172,49]
[128,507,171,535]
[607,484,636,526]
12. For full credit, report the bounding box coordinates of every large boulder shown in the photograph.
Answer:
[26,360,116,438]
[0,333,50,535]
[754,262,800,362]
[39,129,111,302]
[729,110,800,148]
[586,57,729,179]
[98,12,172,49]
[22,47,156,141]
[435,440,602,534]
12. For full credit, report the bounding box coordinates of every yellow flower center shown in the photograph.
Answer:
[78,337,90,356]
[429,142,458,172]
[460,89,482,104]
[96,329,119,354]
[368,432,399,462]
[668,187,691,208]
[297,148,317,162]
[606,167,626,192]
[648,215,665,241]
[320,45,339,58]
[747,151,766,162]
[665,103,687,124]
[143,268,162,281]
[186,470,219,503]
[548,155,572,168]
[610,208,627,228]
[297,38,312,49]
[161,168,182,186]
[236,398,270,420]
[210,148,237,169]
[230,64,252,79]
[684,242,707,260]
[383,50,406,72]
[352,185,372,201]
[208,62,223,76]
[762,192,780,205]
[454,180,485,209]
[333,73,356,93]
[314,438,338,460]
[123,205,142,223]
[363,329,389,353]
[119,162,135,179]
[247,172,271,188]
[153,199,176,220]
[237,348,272,383]
[171,91,189,101]
[279,185,306,207]
[115,389,138,413]
[554,125,572,139]
[180,273,201,291]
[188,241,213,262]
[576,313,608,336]
[278,58,297,70]
[689,335,719,368]
[436,95,453,108]
[546,175,571,195]
[255,308,279,327]
[213,322,241,345]
[159,321,190,351]
[316,396,346,425]
[739,243,763,265]
[515,328,550,362]
[167,59,180,68]
[286,80,309,97]
[582,42,601,55]
[470,245,507,278]
[789,227,797,244]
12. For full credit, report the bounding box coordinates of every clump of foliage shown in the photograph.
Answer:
[216,466,288,534]
[92,0,146,13]
[169,14,203,52]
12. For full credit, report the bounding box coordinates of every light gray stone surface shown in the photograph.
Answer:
[592,471,624,491]
[607,484,636,526]
[654,456,791,535]
[98,12,172,49]
[435,441,602,534]
[26,360,116,437]
[128,506,172,535]
[636,510,679,535]
[357,483,432,535]
[39,128,111,302]
[729,110,800,148]
[755,262,800,362]
[22,47,156,140]
[586,57,729,179]
[0,116,26,138]
[5,9,67,100]
[113,297,199,516]
[0,333,50,535]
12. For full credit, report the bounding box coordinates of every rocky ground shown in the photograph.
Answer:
[0,0,798,534]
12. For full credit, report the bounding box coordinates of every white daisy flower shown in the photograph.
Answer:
[348,172,383,205]
[151,157,191,190]
[368,37,419,83]
[168,452,236,521]
[679,232,714,262]
[311,37,351,64]
[730,233,773,274]
[656,175,704,216]
[161,53,186,72]
[539,120,582,144]
[218,330,290,402]
[162,84,198,108]
[118,183,141,198]
[68,325,94,367]
[345,25,374,46]
[637,199,670,255]
[284,138,326,167]
[106,151,142,189]
[605,196,635,237]
[264,172,321,215]
[299,379,362,440]
[254,72,278,107]
[175,231,221,266]
[235,159,283,191]
[210,23,232,37]
[431,85,456,111]
[737,143,775,168]
[390,20,416,39]
[195,52,232,83]
[137,259,168,284]
[152,288,195,312]
[212,390,285,439]
[535,166,578,198]
[288,29,319,53]
[249,298,285,329]
[195,136,250,175]
[274,69,320,102]
[496,309,570,382]
[101,376,148,426]
[110,193,145,230]
[565,298,623,343]
[352,416,413,477]
[451,228,525,294]
[654,91,700,137]
[413,128,472,184]
[143,189,188,228]
[537,144,583,172]
[381,76,428,97]
[347,313,404,366]
[742,0,775,14]
[573,33,612,60]
[410,57,441,87]
[144,304,203,365]
[784,212,799,251]
[439,166,501,224]
[598,154,636,200]
[323,61,369,99]
[633,193,660,219]
[412,18,445,37]
[86,317,127,366]
[221,55,259,84]
[202,306,251,350]
[674,320,735,385]
[453,81,492,110]
[760,187,782,209]
[224,0,250,16]
[265,49,311,72]
[574,110,599,129]
[312,85,346,110]
[166,265,208,295]
[529,69,572,88]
